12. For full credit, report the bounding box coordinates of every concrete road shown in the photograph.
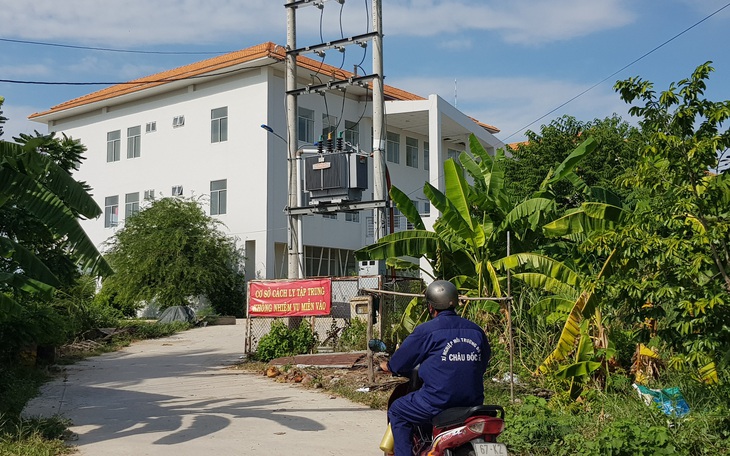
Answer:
[22,321,386,455]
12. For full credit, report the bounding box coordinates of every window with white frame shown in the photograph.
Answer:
[210,179,227,215]
[127,126,141,158]
[322,114,337,141]
[447,148,461,164]
[421,201,431,216]
[144,189,155,201]
[173,115,185,128]
[171,185,183,197]
[145,121,156,133]
[424,141,430,171]
[106,130,121,162]
[406,136,418,168]
[104,195,119,228]
[298,107,314,143]
[211,107,228,143]
[345,212,360,222]
[345,120,359,148]
[386,131,400,164]
[125,192,139,219]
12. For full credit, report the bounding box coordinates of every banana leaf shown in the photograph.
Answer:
[496,253,581,288]
[390,185,425,230]
[355,229,440,261]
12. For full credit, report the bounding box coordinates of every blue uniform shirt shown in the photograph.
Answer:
[387,309,490,410]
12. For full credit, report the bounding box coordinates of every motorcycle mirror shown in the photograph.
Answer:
[368,339,387,353]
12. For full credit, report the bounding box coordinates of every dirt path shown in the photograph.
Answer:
[22,322,387,456]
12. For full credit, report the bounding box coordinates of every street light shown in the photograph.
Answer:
[261,124,304,279]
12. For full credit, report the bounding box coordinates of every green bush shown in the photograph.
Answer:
[337,318,368,351]
[116,320,192,340]
[254,320,318,362]
[501,387,730,456]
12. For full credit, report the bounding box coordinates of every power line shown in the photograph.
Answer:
[501,1,730,141]
[0,37,231,55]
[0,61,273,86]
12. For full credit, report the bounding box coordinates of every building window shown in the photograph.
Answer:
[106,130,121,162]
[322,114,337,141]
[345,120,359,148]
[171,185,183,197]
[104,195,119,228]
[366,216,374,237]
[144,189,155,201]
[322,213,337,220]
[422,201,431,216]
[386,131,400,164]
[210,179,227,215]
[211,107,228,143]
[424,141,430,171]
[448,148,461,164]
[145,121,156,133]
[125,192,139,219]
[406,136,418,168]
[173,115,185,128]
[298,107,314,143]
[127,126,141,158]
[345,212,360,222]
[305,246,356,277]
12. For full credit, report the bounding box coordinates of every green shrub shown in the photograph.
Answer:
[254,320,318,362]
[337,318,368,351]
[116,320,192,340]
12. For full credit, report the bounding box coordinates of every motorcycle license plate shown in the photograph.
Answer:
[473,443,509,455]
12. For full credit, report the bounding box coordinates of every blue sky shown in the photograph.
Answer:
[1,0,729,144]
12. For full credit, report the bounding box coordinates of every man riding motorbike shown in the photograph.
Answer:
[380,280,491,456]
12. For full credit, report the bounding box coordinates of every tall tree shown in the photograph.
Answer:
[609,61,730,372]
[0,137,111,318]
[99,197,245,316]
[504,115,640,206]
[0,96,6,137]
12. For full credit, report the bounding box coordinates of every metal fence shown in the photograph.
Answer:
[243,275,424,355]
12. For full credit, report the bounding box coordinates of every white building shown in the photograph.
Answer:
[30,42,504,281]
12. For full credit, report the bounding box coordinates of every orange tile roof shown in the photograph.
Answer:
[508,141,528,150]
[30,41,498,134]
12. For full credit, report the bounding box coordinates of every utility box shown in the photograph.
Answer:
[350,295,371,321]
[304,152,368,204]
[359,260,385,276]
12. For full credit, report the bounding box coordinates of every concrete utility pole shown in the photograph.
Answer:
[372,0,387,243]
[286,3,302,280]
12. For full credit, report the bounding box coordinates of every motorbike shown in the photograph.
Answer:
[370,339,509,456]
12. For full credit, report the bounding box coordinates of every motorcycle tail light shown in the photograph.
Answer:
[467,418,505,435]
[467,421,485,434]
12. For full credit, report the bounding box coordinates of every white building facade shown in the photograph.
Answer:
[30,42,504,281]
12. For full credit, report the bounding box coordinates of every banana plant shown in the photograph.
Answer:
[356,135,597,341]
[0,139,112,319]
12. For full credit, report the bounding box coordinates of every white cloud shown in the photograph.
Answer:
[0,0,634,47]
[390,75,631,142]
[383,0,635,44]
[0,63,51,78]
[0,0,282,46]
[0,104,46,141]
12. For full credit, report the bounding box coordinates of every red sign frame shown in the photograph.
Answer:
[248,278,332,317]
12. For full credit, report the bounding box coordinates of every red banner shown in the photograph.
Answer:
[248,278,332,317]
